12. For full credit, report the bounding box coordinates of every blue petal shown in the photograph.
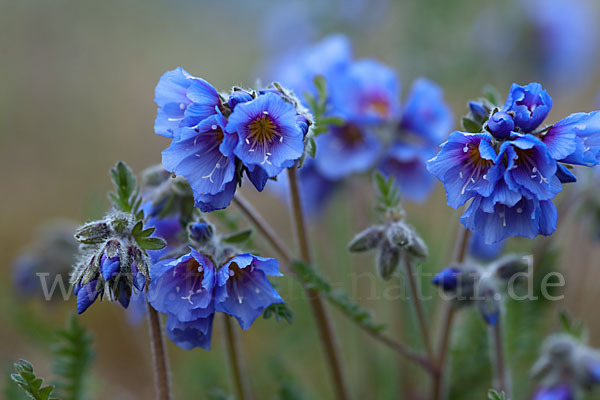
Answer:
[379,143,435,202]
[194,178,238,212]
[469,232,505,261]
[246,164,269,192]
[555,164,577,183]
[76,280,100,314]
[502,82,553,132]
[100,255,120,281]
[165,313,214,350]
[400,78,453,145]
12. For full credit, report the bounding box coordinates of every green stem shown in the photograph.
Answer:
[491,318,509,397]
[404,256,434,362]
[146,302,172,400]
[287,166,350,400]
[432,226,471,400]
[231,193,433,372]
[222,315,253,400]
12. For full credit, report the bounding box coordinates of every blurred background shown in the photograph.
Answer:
[2,0,600,399]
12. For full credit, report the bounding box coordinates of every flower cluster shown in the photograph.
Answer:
[270,34,453,213]
[154,68,310,212]
[147,222,284,350]
[70,211,156,314]
[432,255,528,325]
[428,82,600,243]
[531,334,600,399]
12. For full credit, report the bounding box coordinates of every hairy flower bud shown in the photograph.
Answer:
[376,240,401,280]
[385,221,411,247]
[493,255,529,281]
[348,226,384,252]
[74,221,111,244]
[406,231,428,259]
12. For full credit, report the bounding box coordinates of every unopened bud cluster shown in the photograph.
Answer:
[70,210,156,313]
[348,219,428,280]
[432,255,528,325]
[531,334,600,398]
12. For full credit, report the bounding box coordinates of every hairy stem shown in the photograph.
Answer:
[232,193,433,372]
[491,319,509,397]
[222,315,253,400]
[432,226,471,400]
[287,166,350,400]
[404,256,434,361]
[147,302,171,400]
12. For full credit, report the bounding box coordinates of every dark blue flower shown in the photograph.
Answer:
[329,59,401,125]
[228,90,253,110]
[215,253,283,330]
[154,67,221,138]
[427,132,504,208]
[314,123,382,179]
[487,111,514,139]
[432,267,462,291]
[379,144,435,202]
[502,82,553,133]
[165,313,214,350]
[469,101,489,121]
[533,384,574,400]
[147,249,216,322]
[226,93,304,177]
[543,111,600,166]
[400,78,454,145]
[162,115,237,212]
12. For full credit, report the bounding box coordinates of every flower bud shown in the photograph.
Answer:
[376,240,400,280]
[75,221,110,244]
[432,267,462,291]
[228,90,253,110]
[189,221,213,244]
[385,221,411,247]
[406,231,428,259]
[493,255,528,281]
[487,111,514,139]
[468,101,489,122]
[476,279,500,325]
[348,226,384,253]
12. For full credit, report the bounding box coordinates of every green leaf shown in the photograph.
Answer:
[136,237,167,251]
[319,116,344,126]
[263,303,294,324]
[52,315,94,400]
[372,172,401,213]
[10,360,58,400]
[461,117,483,133]
[109,161,138,213]
[483,84,501,107]
[559,310,586,340]
[291,261,386,334]
[222,229,253,244]
[488,389,506,400]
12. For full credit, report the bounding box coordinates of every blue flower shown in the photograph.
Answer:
[147,249,216,322]
[154,67,221,138]
[215,253,283,330]
[329,59,401,125]
[269,34,352,100]
[165,313,214,350]
[379,144,435,202]
[162,115,238,212]
[469,232,505,261]
[543,111,600,166]
[533,385,574,400]
[74,280,101,315]
[314,123,382,179]
[502,83,553,133]
[427,132,504,208]
[400,78,454,145]
[226,93,304,177]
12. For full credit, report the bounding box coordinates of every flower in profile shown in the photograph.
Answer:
[468,232,505,261]
[154,67,221,138]
[428,82,600,243]
[532,385,574,400]
[226,92,304,177]
[215,254,283,329]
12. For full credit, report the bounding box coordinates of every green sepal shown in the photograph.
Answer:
[136,237,167,251]
[263,303,294,324]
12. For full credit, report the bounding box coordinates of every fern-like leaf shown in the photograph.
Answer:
[10,360,58,400]
[52,315,94,400]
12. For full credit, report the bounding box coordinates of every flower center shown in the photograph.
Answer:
[249,115,279,143]
[364,96,390,117]
[337,124,365,147]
